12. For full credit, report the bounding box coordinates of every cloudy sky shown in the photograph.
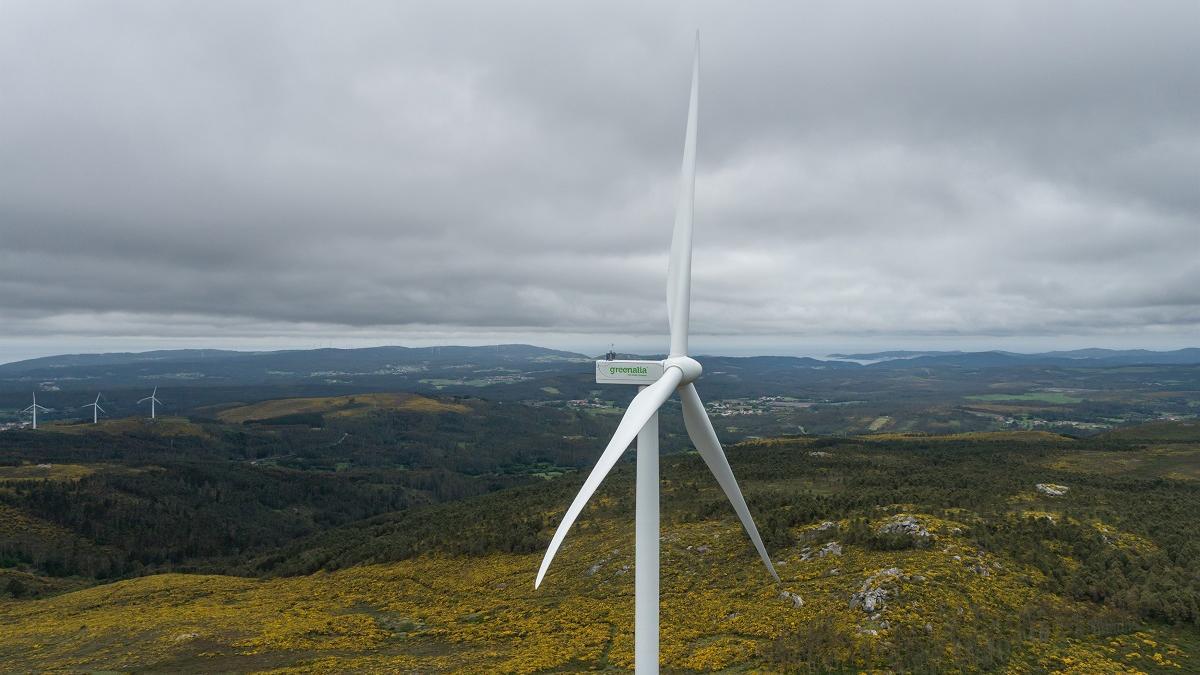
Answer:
[1,1,1197,362]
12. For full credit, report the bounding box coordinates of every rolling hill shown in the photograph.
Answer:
[2,427,1198,672]
[214,392,470,423]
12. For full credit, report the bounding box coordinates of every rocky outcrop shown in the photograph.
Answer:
[877,514,931,539]
[798,541,843,561]
[818,541,843,557]
[1036,483,1069,497]
[849,567,904,613]
[778,590,804,608]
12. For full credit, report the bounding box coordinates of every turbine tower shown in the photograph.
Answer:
[535,36,778,674]
[82,393,106,424]
[138,386,163,420]
[21,392,50,430]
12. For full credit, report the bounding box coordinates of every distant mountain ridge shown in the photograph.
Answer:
[0,344,587,375]
[5,345,1200,380]
[2,345,1198,400]
[0,345,593,399]
[830,348,1200,367]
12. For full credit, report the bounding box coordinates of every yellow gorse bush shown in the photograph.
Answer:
[0,515,1191,672]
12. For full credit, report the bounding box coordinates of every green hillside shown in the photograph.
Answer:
[2,515,1193,673]
[215,392,470,423]
[2,426,1199,671]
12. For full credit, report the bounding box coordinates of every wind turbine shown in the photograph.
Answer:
[21,392,50,430]
[82,393,106,424]
[535,36,778,674]
[138,386,163,420]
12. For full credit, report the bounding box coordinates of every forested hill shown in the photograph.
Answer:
[0,344,587,384]
[2,423,1199,672]
[831,347,1200,367]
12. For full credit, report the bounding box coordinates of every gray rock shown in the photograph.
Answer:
[778,590,804,608]
[877,515,931,539]
[850,568,903,613]
[587,549,621,576]
[1036,483,1069,497]
[818,541,843,557]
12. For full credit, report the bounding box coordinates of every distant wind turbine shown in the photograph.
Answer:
[535,35,777,674]
[138,386,163,419]
[22,392,50,430]
[82,393,106,424]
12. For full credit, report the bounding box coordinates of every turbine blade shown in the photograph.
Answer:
[96,405,105,414]
[679,383,779,582]
[138,397,151,403]
[535,367,683,589]
[666,33,699,358]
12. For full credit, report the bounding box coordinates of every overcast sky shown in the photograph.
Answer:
[0,1,1197,362]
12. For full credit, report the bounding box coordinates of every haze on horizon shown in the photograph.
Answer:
[1,1,1198,365]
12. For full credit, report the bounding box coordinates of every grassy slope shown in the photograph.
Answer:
[42,417,211,438]
[216,393,470,423]
[2,427,1198,673]
[0,515,1192,673]
[0,463,96,482]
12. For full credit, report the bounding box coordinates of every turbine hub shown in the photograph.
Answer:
[663,356,702,384]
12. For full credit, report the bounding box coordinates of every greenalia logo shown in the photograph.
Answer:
[609,366,649,376]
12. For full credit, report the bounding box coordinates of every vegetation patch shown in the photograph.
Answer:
[0,517,1194,673]
[217,393,469,423]
[44,417,210,438]
[967,391,1084,404]
[0,463,94,483]
[1,415,1198,672]
[1047,445,1200,481]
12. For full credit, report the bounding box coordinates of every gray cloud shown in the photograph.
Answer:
[0,0,1197,359]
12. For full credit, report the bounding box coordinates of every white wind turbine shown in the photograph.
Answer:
[138,386,163,420]
[82,393,106,424]
[535,36,778,674]
[22,392,50,430]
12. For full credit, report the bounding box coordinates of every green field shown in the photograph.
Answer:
[966,391,1084,404]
